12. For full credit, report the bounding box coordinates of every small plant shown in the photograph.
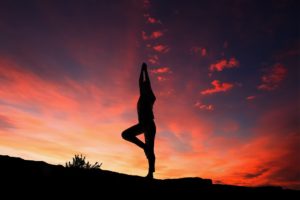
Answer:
[65,154,102,169]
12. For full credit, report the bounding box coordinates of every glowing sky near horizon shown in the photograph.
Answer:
[0,0,299,189]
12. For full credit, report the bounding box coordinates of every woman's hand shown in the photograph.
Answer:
[142,62,147,71]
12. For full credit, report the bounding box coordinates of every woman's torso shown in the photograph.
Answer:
[137,94,155,123]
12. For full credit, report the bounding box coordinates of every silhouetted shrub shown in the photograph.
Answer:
[65,154,102,169]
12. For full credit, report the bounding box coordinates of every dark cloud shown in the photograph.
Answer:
[243,168,269,179]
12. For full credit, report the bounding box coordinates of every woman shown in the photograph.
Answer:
[122,62,156,179]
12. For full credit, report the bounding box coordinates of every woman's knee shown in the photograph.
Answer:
[122,130,130,140]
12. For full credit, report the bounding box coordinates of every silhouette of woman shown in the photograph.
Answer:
[122,62,156,179]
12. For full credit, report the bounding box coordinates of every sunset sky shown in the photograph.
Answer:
[0,0,299,189]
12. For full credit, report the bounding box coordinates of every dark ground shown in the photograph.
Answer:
[0,155,298,198]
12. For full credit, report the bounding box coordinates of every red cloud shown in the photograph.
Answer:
[148,55,159,64]
[191,47,207,57]
[246,96,256,100]
[144,13,160,24]
[209,58,239,72]
[157,76,167,81]
[151,31,163,39]
[148,17,157,23]
[258,63,287,91]
[195,101,214,111]
[147,16,160,24]
[201,80,234,95]
[142,31,164,40]
[151,67,170,74]
[153,44,169,53]
[151,67,171,82]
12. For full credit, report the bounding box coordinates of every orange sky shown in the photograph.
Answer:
[0,0,299,190]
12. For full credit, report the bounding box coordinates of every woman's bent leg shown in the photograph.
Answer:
[122,124,145,149]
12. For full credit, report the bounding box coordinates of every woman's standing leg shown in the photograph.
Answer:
[144,120,156,177]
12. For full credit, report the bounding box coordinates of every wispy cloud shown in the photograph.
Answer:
[151,67,171,81]
[142,31,164,40]
[157,76,167,81]
[258,63,287,91]
[246,96,256,100]
[243,168,269,179]
[148,55,159,64]
[153,44,169,53]
[144,14,161,24]
[151,31,164,39]
[194,101,214,111]
[191,47,207,57]
[151,67,170,74]
[201,80,234,95]
[147,16,159,24]
[209,58,239,72]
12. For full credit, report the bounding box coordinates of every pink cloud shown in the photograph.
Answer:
[151,31,163,39]
[246,96,256,100]
[157,76,167,81]
[201,48,207,56]
[201,80,234,95]
[153,44,169,53]
[191,47,207,57]
[144,14,160,24]
[150,67,171,82]
[142,31,164,40]
[151,67,170,74]
[147,16,159,24]
[258,63,287,91]
[209,57,239,72]
[148,55,159,64]
[195,101,214,111]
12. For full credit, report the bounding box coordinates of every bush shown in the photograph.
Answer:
[65,154,102,169]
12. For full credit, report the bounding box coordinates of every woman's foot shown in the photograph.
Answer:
[145,172,154,179]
